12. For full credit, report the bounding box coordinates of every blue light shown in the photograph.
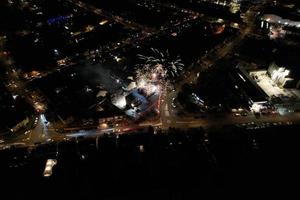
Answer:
[47,15,70,25]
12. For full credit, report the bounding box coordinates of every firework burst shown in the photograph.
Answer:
[136,48,184,81]
[134,48,184,95]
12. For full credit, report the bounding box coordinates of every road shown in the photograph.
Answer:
[161,104,300,130]
[2,114,67,146]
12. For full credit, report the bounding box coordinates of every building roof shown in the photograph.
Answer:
[231,66,268,103]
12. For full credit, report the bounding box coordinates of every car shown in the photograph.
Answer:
[171,102,177,108]
[46,138,54,143]
[24,130,31,135]
[234,113,241,117]
[115,128,121,133]
[241,111,248,116]
[171,98,177,108]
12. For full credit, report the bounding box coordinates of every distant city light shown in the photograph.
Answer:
[99,123,108,129]
[114,56,122,62]
[99,20,109,25]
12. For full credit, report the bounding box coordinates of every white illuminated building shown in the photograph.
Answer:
[248,62,300,114]
[268,63,293,88]
[261,14,300,29]
[270,67,290,86]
